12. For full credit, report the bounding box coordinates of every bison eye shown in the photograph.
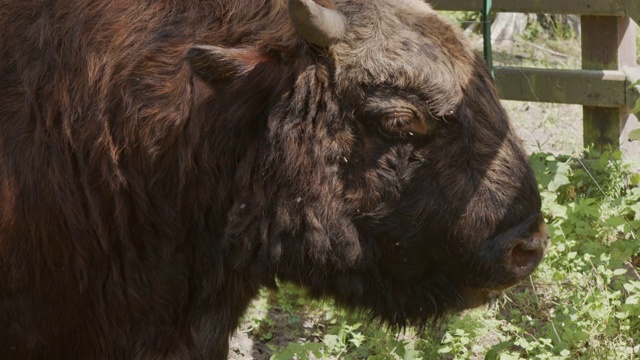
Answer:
[379,110,428,137]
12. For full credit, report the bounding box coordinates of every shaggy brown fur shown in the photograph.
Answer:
[0,0,546,358]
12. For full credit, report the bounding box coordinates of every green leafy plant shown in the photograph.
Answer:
[523,20,545,42]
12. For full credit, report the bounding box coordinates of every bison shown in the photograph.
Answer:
[0,0,549,358]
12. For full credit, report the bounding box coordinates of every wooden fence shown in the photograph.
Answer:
[431,0,640,158]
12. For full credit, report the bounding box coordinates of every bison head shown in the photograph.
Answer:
[187,0,549,327]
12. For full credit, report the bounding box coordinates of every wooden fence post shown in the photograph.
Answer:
[581,16,640,158]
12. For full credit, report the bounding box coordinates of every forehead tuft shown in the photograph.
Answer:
[331,0,475,114]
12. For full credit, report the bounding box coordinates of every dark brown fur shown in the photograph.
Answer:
[0,0,544,358]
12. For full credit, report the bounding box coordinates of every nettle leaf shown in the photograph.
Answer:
[613,268,628,276]
[548,175,570,192]
[547,161,572,192]
[633,205,640,221]
[604,216,626,229]
[548,203,568,219]
[530,153,555,188]
[615,311,630,319]
[402,349,424,360]
[623,281,640,292]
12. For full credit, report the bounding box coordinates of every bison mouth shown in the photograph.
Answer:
[456,213,550,310]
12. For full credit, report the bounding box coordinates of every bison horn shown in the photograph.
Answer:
[288,0,346,47]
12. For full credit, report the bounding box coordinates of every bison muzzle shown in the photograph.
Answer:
[0,0,549,358]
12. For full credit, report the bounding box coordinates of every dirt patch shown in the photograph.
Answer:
[504,100,583,155]
[229,290,331,360]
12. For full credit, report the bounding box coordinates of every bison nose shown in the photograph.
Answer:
[508,215,549,280]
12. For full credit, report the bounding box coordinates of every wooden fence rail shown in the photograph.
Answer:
[432,0,640,22]
[431,0,640,159]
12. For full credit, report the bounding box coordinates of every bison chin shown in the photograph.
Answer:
[421,214,549,322]
[455,212,549,303]
[301,212,550,328]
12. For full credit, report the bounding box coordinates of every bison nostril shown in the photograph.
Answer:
[510,242,541,274]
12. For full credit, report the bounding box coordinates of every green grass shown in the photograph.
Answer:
[236,149,640,359]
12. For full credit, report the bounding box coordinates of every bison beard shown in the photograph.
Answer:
[0,0,548,358]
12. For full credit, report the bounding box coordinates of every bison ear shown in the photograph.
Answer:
[187,45,269,84]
